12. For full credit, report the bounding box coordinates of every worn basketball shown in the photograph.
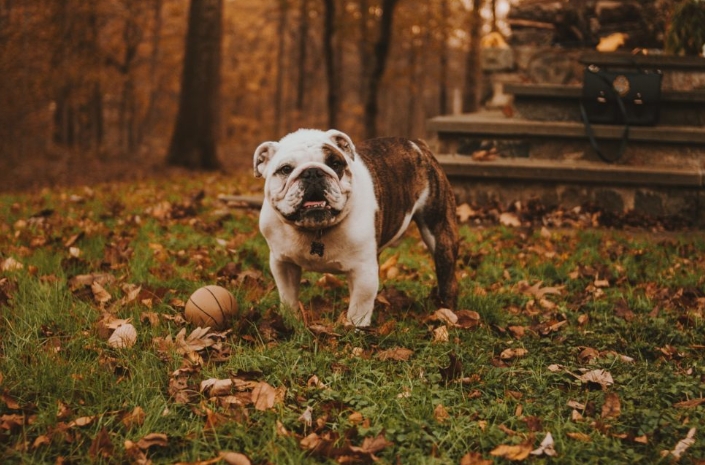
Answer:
[184,285,238,330]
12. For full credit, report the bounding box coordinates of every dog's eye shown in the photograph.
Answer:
[277,165,293,176]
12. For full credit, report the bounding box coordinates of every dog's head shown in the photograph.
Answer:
[253,129,356,230]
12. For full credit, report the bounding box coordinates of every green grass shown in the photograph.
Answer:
[1,173,705,464]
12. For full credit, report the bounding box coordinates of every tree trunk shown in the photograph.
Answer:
[322,0,338,129]
[166,0,223,169]
[139,0,163,147]
[358,0,370,105]
[438,0,449,115]
[363,0,400,139]
[462,0,483,113]
[274,0,288,137]
[295,0,309,114]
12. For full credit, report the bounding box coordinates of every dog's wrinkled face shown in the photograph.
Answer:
[254,129,356,230]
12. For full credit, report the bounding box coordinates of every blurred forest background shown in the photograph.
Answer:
[0,0,686,191]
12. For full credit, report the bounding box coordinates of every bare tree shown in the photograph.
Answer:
[167,0,223,169]
[462,0,483,113]
[322,0,339,129]
[295,0,309,114]
[438,0,449,115]
[363,0,401,139]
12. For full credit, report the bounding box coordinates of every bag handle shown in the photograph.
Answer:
[580,67,631,163]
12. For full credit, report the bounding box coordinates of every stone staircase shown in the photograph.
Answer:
[429,52,705,224]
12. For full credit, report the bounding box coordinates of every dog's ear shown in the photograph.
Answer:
[253,141,279,178]
[325,130,356,160]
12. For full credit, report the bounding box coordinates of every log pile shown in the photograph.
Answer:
[507,0,676,49]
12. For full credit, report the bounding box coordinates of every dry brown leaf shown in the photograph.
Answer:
[219,452,252,465]
[348,432,393,457]
[89,427,114,459]
[120,284,142,305]
[379,254,398,276]
[674,398,705,408]
[601,392,621,419]
[121,406,146,429]
[91,281,112,305]
[434,404,450,423]
[566,432,592,442]
[135,433,168,450]
[500,348,528,360]
[316,273,344,289]
[460,452,493,465]
[376,347,413,361]
[455,310,481,329]
[499,212,521,227]
[432,308,459,325]
[508,325,526,338]
[1,257,23,272]
[433,325,449,343]
[200,378,233,397]
[575,369,614,388]
[251,382,277,411]
[489,442,533,461]
[456,203,477,223]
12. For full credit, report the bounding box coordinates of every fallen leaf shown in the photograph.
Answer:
[456,203,477,223]
[508,325,525,338]
[574,369,614,389]
[316,273,343,289]
[1,257,23,272]
[89,427,114,459]
[432,308,458,325]
[499,212,521,227]
[460,452,493,465]
[531,432,557,457]
[348,432,393,457]
[667,428,696,460]
[500,348,528,360]
[219,452,252,465]
[91,281,112,306]
[566,432,592,442]
[674,398,705,409]
[251,382,277,411]
[490,442,533,461]
[200,378,233,397]
[298,406,313,427]
[433,325,449,343]
[434,404,450,423]
[601,392,621,419]
[455,310,481,329]
[121,406,146,429]
[135,433,168,450]
[376,347,413,361]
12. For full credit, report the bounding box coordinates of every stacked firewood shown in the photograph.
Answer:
[507,0,676,50]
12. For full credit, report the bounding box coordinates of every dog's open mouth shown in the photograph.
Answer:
[301,192,333,212]
[303,200,331,210]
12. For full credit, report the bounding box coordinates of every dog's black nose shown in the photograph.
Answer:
[301,167,325,179]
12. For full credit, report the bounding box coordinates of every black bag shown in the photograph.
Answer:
[580,64,662,162]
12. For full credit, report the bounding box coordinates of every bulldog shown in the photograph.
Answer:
[253,129,459,327]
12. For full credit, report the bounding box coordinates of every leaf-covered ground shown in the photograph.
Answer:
[1,172,704,464]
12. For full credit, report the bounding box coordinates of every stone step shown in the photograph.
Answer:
[429,111,705,145]
[429,111,705,168]
[506,83,705,126]
[436,156,703,188]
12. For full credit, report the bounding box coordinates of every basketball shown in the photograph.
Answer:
[184,285,238,330]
